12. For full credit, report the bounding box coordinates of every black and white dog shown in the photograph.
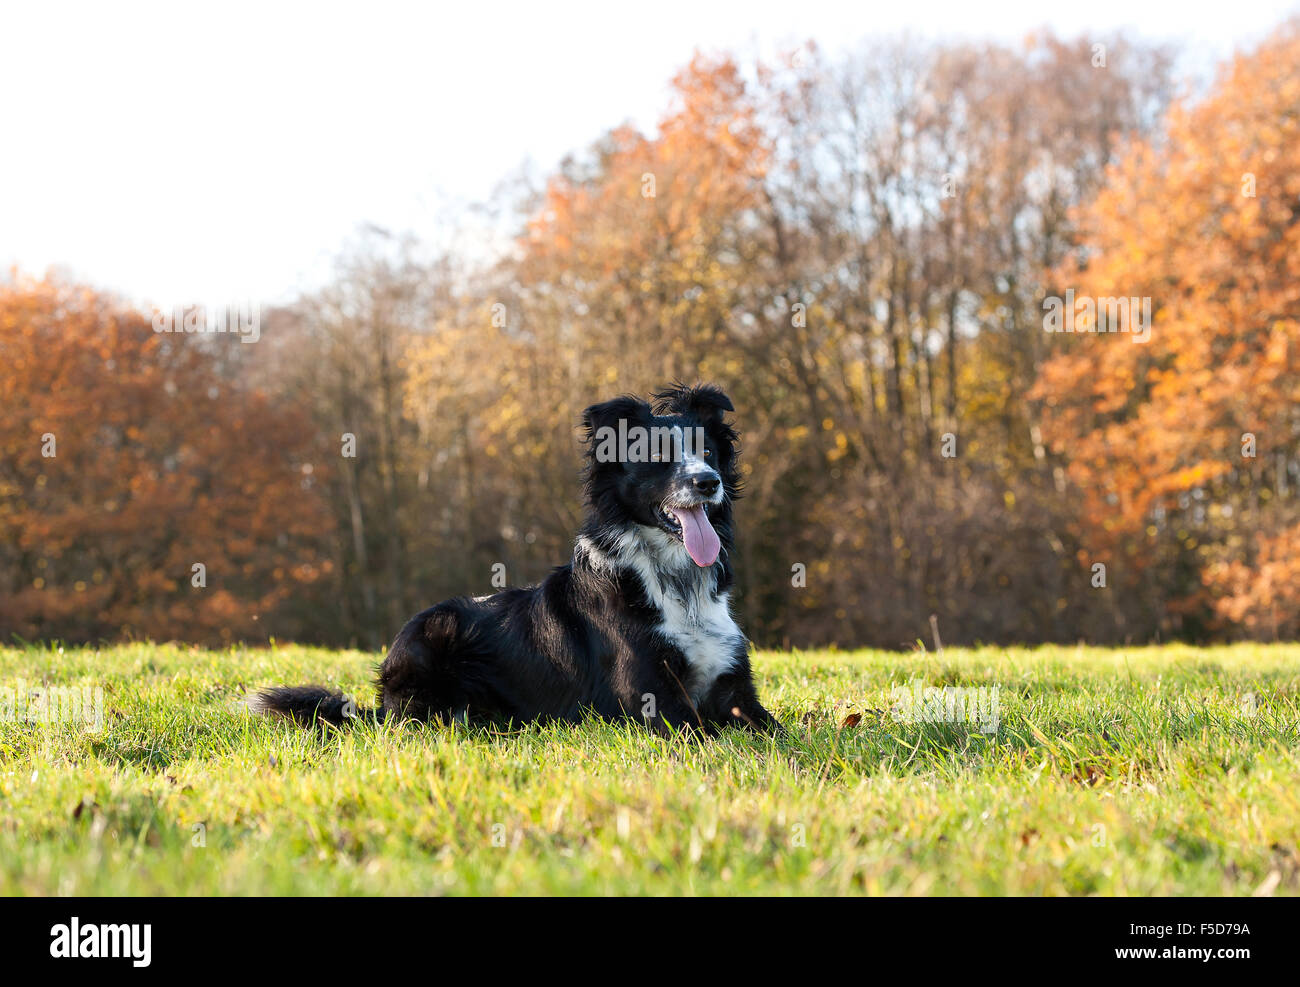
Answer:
[253,383,779,735]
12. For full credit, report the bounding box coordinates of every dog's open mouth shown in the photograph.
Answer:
[659,503,721,567]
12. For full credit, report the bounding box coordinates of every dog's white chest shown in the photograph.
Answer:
[579,528,746,701]
[653,589,744,700]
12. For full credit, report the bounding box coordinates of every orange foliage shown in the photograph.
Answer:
[518,54,769,384]
[1035,23,1300,637]
[0,276,334,644]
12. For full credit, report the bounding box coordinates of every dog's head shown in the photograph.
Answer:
[581,383,739,568]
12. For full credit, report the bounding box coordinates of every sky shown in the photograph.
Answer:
[1,0,1296,310]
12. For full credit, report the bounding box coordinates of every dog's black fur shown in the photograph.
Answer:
[252,383,779,736]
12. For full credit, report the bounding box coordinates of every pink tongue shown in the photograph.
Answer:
[672,505,721,567]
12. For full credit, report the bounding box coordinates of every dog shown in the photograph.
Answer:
[252,383,780,736]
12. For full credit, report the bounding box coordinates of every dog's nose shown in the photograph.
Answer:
[692,473,720,497]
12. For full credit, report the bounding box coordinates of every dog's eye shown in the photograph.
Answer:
[703,449,711,458]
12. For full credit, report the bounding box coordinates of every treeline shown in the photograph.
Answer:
[2,25,1297,649]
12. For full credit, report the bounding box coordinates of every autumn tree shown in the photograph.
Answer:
[0,276,334,644]
[735,34,1172,644]
[401,54,773,606]
[1035,21,1300,639]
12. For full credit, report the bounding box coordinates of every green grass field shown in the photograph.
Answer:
[1,641,1297,895]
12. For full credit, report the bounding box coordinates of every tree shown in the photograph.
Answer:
[0,276,333,644]
[1035,21,1300,639]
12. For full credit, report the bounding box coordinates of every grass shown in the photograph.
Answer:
[0,641,1297,895]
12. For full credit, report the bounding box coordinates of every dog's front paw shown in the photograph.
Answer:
[728,704,785,735]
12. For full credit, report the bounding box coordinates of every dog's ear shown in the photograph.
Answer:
[651,383,734,423]
[581,395,650,442]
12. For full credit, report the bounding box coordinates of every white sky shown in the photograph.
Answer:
[1,0,1295,309]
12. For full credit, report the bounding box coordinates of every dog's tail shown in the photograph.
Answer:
[248,685,381,727]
